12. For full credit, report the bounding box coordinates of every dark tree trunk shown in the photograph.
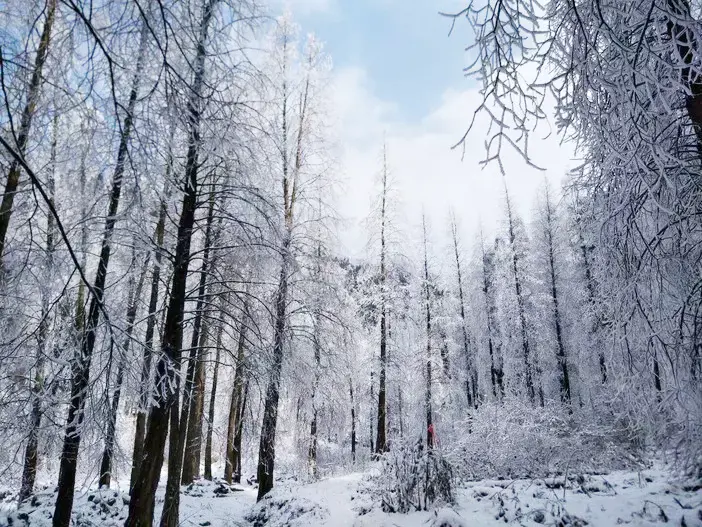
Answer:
[20,348,46,503]
[99,253,150,488]
[53,20,148,527]
[422,215,433,448]
[131,182,170,491]
[309,241,323,475]
[544,189,571,403]
[654,349,662,401]
[255,29,311,499]
[256,246,290,500]
[582,244,607,383]
[451,215,477,408]
[0,0,57,265]
[481,232,504,400]
[233,377,249,482]
[204,292,227,480]
[182,319,208,483]
[376,145,388,455]
[225,298,249,483]
[181,192,216,485]
[308,325,321,477]
[126,1,216,524]
[692,290,702,381]
[369,370,374,454]
[504,185,534,403]
[349,379,356,464]
[397,385,404,438]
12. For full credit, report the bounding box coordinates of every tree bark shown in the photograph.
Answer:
[481,232,504,400]
[451,215,477,408]
[422,215,433,448]
[544,188,571,403]
[369,370,374,454]
[256,29,311,500]
[376,144,388,455]
[99,252,150,488]
[308,323,321,477]
[504,184,534,403]
[225,297,249,483]
[233,377,249,482]
[0,0,57,265]
[349,379,356,464]
[181,191,216,485]
[130,181,170,491]
[126,2,216,524]
[204,291,228,480]
[308,239,323,475]
[256,248,289,499]
[52,18,148,527]
[397,384,404,438]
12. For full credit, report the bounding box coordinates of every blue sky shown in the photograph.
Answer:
[277,0,574,258]
[288,0,472,122]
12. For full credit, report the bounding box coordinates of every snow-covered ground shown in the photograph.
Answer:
[1,466,701,526]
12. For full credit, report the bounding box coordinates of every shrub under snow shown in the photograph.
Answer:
[443,399,644,481]
[374,438,455,514]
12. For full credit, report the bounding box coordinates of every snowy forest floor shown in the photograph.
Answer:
[1,465,701,526]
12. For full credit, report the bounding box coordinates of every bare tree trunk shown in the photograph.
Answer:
[127,2,216,524]
[181,191,216,485]
[544,188,571,403]
[233,376,249,482]
[308,238,323,476]
[451,214,477,408]
[52,19,148,527]
[99,252,150,488]
[369,370,374,454]
[204,291,228,480]
[308,325,321,477]
[504,184,534,403]
[0,0,57,265]
[481,233,504,400]
[654,348,662,401]
[256,31,312,499]
[397,384,404,438]
[225,297,249,483]
[182,317,208,483]
[422,215,433,448]
[130,181,170,491]
[18,113,57,503]
[349,379,356,464]
[376,144,388,455]
[256,247,290,499]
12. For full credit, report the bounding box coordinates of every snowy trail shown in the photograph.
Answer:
[243,467,702,527]
[170,473,367,526]
[2,467,701,526]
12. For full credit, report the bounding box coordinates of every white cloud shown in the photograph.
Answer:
[273,0,335,16]
[330,65,576,261]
